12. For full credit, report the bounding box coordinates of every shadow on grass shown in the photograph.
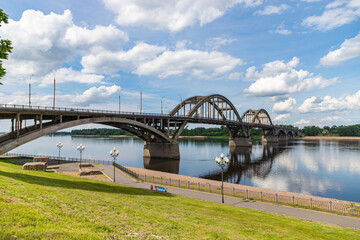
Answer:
[0,169,172,197]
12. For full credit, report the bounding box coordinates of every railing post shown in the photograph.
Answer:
[351,203,353,216]
[310,198,312,209]
[292,196,295,207]
[178,180,180,188]
[233,187,235,196]
[198,182,200,190]
[260,191,262,201]
[246,189,248,199]
[187,181,189,189]
[152,176,154,183]
[330,201,332,212]
[276,193,278,203]
[209,184,211,192]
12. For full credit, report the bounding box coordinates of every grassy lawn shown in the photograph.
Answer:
[0,158,359,239]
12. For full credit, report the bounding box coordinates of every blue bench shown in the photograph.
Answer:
[154,186,167,192]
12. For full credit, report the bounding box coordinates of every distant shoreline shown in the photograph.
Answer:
[301,136,360,141]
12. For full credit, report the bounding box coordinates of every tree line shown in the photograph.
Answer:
[302,125,360,136]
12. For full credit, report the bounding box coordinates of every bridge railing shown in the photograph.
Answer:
[0,103,278,127]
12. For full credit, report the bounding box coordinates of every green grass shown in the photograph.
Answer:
[0,158,359,239]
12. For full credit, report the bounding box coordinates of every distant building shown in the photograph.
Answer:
[322,129,329,135]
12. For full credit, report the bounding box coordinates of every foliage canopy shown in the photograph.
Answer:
[0,9,13,83]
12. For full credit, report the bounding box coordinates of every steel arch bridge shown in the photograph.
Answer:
[0,94,300,159]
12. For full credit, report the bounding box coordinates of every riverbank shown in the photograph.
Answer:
[301,136,360,141]
[2,159,359,238]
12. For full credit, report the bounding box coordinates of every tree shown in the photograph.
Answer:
[0,9,13,84]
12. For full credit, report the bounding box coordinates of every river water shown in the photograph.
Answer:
[11,135,360,203]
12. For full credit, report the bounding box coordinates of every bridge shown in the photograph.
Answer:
[0,94,300,159]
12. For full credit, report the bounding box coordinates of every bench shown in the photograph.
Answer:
[154,186,167,193]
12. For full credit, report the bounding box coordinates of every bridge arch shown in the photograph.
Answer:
[241,109,273,125]
[168,94,242,140]
[0,117,172,155]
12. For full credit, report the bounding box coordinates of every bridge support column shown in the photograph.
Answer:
[262,135,279,143]
[143,141,180,159]
[229,137,252,148]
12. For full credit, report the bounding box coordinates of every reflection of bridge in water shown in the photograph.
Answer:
[0,94,300,159]
[200,144,290,184]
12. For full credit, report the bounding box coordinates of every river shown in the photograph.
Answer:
[11,135,360,203]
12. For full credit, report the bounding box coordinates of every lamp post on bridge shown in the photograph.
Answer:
[110,147,119,182]
[57,142,63,164]
[215,153,229,203]
[77,144,85,169]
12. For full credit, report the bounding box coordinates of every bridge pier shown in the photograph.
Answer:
[229,137,252,148]
[143,141,180,159]
[262,135,279,143]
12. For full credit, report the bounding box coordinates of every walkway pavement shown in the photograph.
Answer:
[56,163,360,230]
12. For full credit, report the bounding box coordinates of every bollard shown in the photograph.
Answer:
[246,189,248,199]
[209,184,211,192]
[330,200,332,212]
[310,198,312,209]
[260,191,262,201]
[198,182,200,190]
[351,203,353,216]
[233,187,235,197]
[292,196,295,207]
[276,193,278,203]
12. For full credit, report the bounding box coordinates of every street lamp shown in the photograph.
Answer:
[57,142,63,164]
[110,147,119,182]
[215,153,229,203]
[77,144,85,169]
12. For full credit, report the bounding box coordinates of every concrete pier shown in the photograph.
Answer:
[143,141,180,159]
[262,135,279,143]
[229,137,252,148]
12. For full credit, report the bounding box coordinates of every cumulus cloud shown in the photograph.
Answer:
[320,116,341,122]
[294,119,311,125]
[254,4,290,15]
[102,0,262,32]
[269,24,292,35]
[273,113,291,122]
[320,32,360,66]
[244,57,337,97]
[82,42,243,78]
[206,37,237,50]
[135,49,243,78]
[38,68,104,87]
[81,42,166,74]
[0,10,128,80]
[272,97,296,113]
[303,0,360,31]
[298,90,360,113]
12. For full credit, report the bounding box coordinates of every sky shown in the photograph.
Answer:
[0,0,359,129]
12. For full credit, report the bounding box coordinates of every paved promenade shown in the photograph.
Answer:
[55,163,360,230]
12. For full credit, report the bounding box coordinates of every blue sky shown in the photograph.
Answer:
[0,0,359,128]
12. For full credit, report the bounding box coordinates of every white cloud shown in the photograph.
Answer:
[254,4,290,15]
[60,85,121,106]
[81,42,166,74]
[320,32,360,66]
[244,57,337,97]
[38,68,104,87]
[206,37,237,50]
[273,113,291,122]
[303,0,360,31]
[320,116,341,122]
[102,0,262,32]
[228,72,243,80]
[135,49,243,78]
[294,119,311,125]
[298,90,360,113]
[82,41,243,78]
[269,24,292,35]
[272,98,296,113]
[0,10,128,80]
